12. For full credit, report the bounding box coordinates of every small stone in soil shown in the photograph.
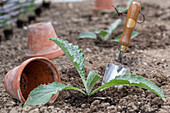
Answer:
[9,107,18,113]
[81,104,86,108]
[91,100,100,106]
[107,105,117,111]
[101,102,110,108]
[29,108,39,113]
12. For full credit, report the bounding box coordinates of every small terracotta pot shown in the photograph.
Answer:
[26,22,64,59]
[4,57,61,103]
[93,0,114,11]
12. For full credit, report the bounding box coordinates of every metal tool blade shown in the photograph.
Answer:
[102,64,129,84]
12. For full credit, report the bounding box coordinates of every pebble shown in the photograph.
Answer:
[107,105,116,111]
[18,107,23,112]
[91,100,100,106]
[39,107,47,112]
[101,103,110,108]
[48,106,54,109]
[159,109,169,113]
[6,101,16,107]
[152,97,163,105]
[23,106,32,112]
[23,26,28,30]
[84,108,90,113]
[58,110,65,113]
[29,108,39,113]
[9,107,18,113]
[86,48,92,53]
[131,103,137,110]
[51,109,58,113]
[143,62,148,65]
[90,105,97,111]
[81,104,86,108]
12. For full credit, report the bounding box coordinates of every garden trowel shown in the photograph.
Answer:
[102,2,142,84]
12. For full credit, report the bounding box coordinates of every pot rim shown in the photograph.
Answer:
[16,57,61,102]
[26,47,64,59]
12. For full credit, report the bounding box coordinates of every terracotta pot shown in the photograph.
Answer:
[4,57,61,103]
[26,22,64,59]
[93,0,114,11]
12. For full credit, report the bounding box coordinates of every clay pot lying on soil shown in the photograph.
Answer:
[4,57,61,103]
[16,19,27,28]
[3,29,13,40]
[93,0,114,11]
[35,7,42,16]
[42,1,51,8]
[28,15,36,23]
[26,21,64,59]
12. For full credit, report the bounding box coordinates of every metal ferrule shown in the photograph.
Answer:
[120,45,128,52]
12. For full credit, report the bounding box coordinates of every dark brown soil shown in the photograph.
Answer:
[0,0,170,113]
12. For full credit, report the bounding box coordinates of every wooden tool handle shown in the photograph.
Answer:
[119,2,141,52]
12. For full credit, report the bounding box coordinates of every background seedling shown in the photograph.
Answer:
[26,4,36,23]
[113,0,133,14]
[0,19,8,28]
[99,0,133,14]
[24,38,165,107]
[78,19,121,41]
[18,2,26,20]
[78,19,138,42]
[0,18,13,40]
[16,2,28,28]
[112,31,139,42]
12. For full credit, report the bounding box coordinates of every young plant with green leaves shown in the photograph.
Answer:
[0,18,11,29]
[112,31,138,42]
[78,19,138,42]
[24,38,165,107]
[26,5,35,14]
[18,2,26,19]
[113,0,133,14]
[78,19,121,41]
[27,0,37,14]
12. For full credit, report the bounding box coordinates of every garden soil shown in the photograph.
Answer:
[0,0,170,113]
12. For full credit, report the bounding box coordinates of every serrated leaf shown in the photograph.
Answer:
[49,38,88,92]
[90,74,165,101]
[78,32,97,39]
[24,82,85,107]
[111,31,138,42]
[86,71,101,95]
